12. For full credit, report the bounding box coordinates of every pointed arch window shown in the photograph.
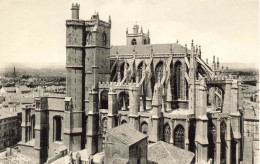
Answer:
[144,39,147,45]
[131,38,137,45]
[163,123,171,143]
[155,62,164,83]
[100,90,109,109]
[102,32,107,46]
[141,122,148,135]
[220,121,226,164]
[174,61,182,99]
[208,121,216,161]
[174,125,185,149]
[137,62,144,83]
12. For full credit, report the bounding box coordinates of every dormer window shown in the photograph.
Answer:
[102,32,107,46]
[131,38,137,45]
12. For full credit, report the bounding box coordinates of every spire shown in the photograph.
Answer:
[140,27,143,33]
[199,45,201,58]
[217,57,219,70]
[191,40,194,53]
[147,29,150,36]
[212,55,216,71]
[126,28,128,34]
[206,59,208,64]
[108,15,111,26]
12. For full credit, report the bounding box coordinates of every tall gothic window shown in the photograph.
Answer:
[137,62,144,83]
[120,63,129,82]
[131,39,137,45]
[170,63,175,99]
[31,115,35,139]
[163,123,171,143]
[102,32,107,46]
[100,90,109,109]
[220,121,226,164]
[189,123,196,153]
[155,62,164,83]
[53,116,62,142]
[174,125,185,149]
[141,122,148,135]
[208,121,216,161]
[174,61,182,99]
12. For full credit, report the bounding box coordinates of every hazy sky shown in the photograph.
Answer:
[0,0,259,65]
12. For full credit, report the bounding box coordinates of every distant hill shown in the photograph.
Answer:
[0,62,66,76]
[0,62,258,76]
[218,63,259,72]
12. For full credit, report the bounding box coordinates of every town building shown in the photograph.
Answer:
[0,107,22,151]
[18,4,244,164]
[105,124,148,164]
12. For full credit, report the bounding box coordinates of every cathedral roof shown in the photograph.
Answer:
[106,124,147,146]
[111,43,191,55]
[148,141,194,164]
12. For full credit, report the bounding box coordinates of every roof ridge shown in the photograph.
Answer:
[106,129,131,145]
[106,124,147,146]
[161,141,177,162]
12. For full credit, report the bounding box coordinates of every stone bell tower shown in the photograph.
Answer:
[64,3,85,152]
[85,11,111,156]
[126,24,150,45]
[84,12,111,113]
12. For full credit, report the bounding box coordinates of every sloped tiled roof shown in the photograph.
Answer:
[106,124,147,146]
[148,141,194,164]
[111,43,191,55]
[110,158,129,164]
[8,96,34,104]
[5,87,16,92]
[242,85,257,94]
[19,85,31,92]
